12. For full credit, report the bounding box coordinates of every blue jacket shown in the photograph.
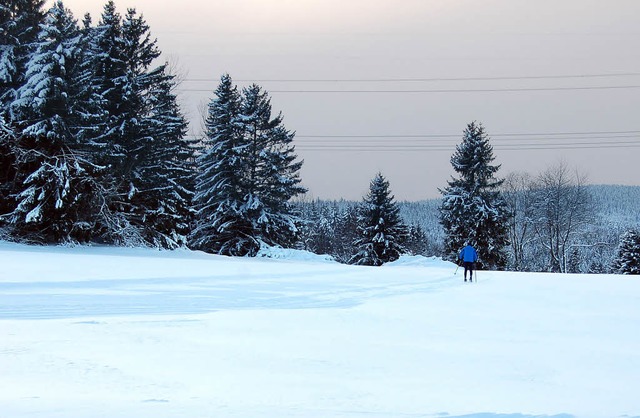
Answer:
[459,245,478,263]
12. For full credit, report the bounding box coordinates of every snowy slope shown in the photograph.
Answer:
[1,242,639,418]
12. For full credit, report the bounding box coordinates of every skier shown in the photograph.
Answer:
[459,243,478,282]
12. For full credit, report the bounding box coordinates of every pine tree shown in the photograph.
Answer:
[131,64,194,248]
[239,84,306,248]
[333,203,360,263]
[612,229,640,275]
[107,6,163,244]
[71,13,109,147]
[0,1,46,219]
[0,0,46,113]
[71,1,132,243]
[439,121,509,269]
[191,76,306,256]
[350,172,407,266]
[405,223,429,256]
[7,1,97,243]
[0,116,17,221]
[298,200,335,256]
[10,1,81,139]
[190,74,250,255]
[81,1,180,247]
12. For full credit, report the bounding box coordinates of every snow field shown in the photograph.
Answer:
[1,242,639,418]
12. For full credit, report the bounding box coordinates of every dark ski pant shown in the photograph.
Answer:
[463,262,475,281]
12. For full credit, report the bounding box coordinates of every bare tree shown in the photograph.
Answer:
[502,171,537,271]
[531,161,593,273]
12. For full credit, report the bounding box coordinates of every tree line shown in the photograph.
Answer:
[0,0,307,254]
[2,0,194,247]
[297,123,639,274]
[1,1,638,273]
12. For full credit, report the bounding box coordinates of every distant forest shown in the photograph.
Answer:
[295,184,640,274]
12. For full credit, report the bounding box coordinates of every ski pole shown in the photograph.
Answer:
[455,263,459,275]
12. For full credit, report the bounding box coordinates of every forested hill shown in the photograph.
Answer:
[400,184,640,234]
[297,184,640,273]
[586,184,640,226]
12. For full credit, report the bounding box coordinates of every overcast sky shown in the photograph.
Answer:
[58,0,640,200]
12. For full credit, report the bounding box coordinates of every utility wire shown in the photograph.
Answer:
[295,142,640,152]
[177,85,640,93]
[189,130,640,140]
[296,131,640,139]
[296,140,640,147]
[180,72,640,83]
[271,85,640,93]
[187,130,640,150]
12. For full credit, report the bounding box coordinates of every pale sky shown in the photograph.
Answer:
[57,0,640,200]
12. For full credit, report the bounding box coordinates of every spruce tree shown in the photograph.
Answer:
[85,3,174,246]
[334,204,360,263]
[190,74,250,255]
[7,1,96,243]
[132,64,194,248]
[350,172,407,266]
[0,0,45,219]
[302,201,339,257]
[0,116,16,221]
[72,13,109,147]
[107,6,163,245]
[191,76,306,256]
[0,0,46,113]
[10,1,81,139]
[240,84,306,248]
[612,229,640,275]
[405,224,429,256]
[439,121,509,269]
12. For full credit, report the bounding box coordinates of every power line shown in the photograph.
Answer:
[189,130,640,139]
[177,85,640,93]
[272,85,640,93]
[180,72,640,83]
[294,133,640,151]
[296,130,640,139]
[297,140,640,147]
[294,142,640,152]
[186,130,640,150]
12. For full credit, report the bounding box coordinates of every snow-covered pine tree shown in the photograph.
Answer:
[191,77,306,256]
[405,223,429,256]
[107,6,163,245]
[0,0,46,113]
[333,203,360,263]
[71,13,109,146]
[132,64,194,248]
[10,1,81,138]
[73,1,134,242]
[439,121,509,269]
[612,229,640,275]
[350,172,408,266]
[239,84,306,249]
[299,200,337,256]
[85,3,174,246]
[190,74,251,255]
[0,116,17,222]
[90,1,125,130]
[7,1,97,243]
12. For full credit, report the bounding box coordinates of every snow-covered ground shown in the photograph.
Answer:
[1,242,639,418]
